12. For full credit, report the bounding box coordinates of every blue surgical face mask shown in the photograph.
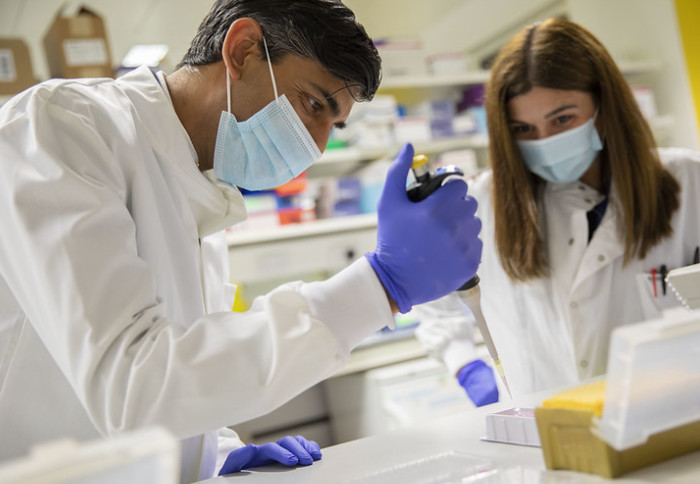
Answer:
[213,37,322,191]
[517,115,603,184]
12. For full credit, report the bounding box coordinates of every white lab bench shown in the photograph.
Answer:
[196,388,700,484]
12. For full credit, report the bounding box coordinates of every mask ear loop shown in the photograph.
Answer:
[262,36,280,103]
[226,67,232,113]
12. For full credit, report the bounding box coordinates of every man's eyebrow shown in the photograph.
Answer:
[309,82,340,116]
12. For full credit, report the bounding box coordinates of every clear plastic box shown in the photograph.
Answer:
[595,308,700,450]
[0,427,179,484]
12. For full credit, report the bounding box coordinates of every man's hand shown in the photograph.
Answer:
[366,143,482,313]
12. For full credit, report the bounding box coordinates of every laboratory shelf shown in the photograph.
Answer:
[317,135,489,165]
[227,213,378,284]
[331,336,427,378]
[376,59,661,90]
[379,70,491,89]
[226,212,378,247]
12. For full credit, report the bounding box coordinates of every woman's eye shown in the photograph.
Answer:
[555,114,573,125]
[511,124,531,134]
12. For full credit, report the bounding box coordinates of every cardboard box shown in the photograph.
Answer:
[0,38,36,95]
[536,405,700,478]
[42,5,113,79]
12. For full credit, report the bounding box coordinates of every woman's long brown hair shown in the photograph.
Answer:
[485,18,680,281]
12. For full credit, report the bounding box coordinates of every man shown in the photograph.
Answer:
[0,1,481,482]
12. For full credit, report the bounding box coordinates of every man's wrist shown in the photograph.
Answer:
[383,286,399,314]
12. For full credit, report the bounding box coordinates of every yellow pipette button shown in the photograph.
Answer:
[412,154,428,170]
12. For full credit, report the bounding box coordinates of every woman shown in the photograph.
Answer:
[415,18,700,398]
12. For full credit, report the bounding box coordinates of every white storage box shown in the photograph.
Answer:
[484,407,540,447]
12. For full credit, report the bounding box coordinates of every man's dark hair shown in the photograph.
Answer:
[180,0,381,102]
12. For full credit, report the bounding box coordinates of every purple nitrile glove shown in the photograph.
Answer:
[457,359,499,407]
[366,143,482,313]
[218,435,322,475]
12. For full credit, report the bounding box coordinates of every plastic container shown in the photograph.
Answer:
[595,308,700,450]
[0,427,178,484]
[484,407,541,447]
[666,262,700,309]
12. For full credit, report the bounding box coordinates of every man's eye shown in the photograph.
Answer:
[306,96,324,113]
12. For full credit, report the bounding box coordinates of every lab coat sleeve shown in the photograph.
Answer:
[216,427,245,471]
[0,89,393,440]
[413,293,479,376]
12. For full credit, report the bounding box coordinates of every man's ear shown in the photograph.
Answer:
[221,18,263,81]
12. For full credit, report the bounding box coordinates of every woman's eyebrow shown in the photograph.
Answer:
[544,104,577,119]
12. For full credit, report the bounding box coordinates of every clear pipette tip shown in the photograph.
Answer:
[493,359,512,399]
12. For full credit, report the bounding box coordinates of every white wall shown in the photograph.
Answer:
[568,0,698,149]
[0,0,696,148]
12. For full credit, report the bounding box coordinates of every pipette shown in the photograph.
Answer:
[455,276,511,398]
[408,154,512,398]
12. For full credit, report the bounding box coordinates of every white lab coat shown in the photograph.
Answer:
[0,66,393,483]
[415,149,700,397]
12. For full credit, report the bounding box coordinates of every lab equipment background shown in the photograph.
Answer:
[1,0,698,449]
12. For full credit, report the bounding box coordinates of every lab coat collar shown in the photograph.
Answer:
[545,180,606,212]
[129,67,247,237]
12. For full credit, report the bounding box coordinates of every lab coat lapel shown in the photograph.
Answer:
[544,182,600,300]
[571,193,625,291]
[141,68,248,238]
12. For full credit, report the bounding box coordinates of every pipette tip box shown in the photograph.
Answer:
[535,309,700,478]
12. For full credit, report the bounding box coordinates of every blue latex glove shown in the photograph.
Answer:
[218,435,322,475]
[366,143,482,313]
[457,359,499,407]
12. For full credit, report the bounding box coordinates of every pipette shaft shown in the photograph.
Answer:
[456,277,512,398]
